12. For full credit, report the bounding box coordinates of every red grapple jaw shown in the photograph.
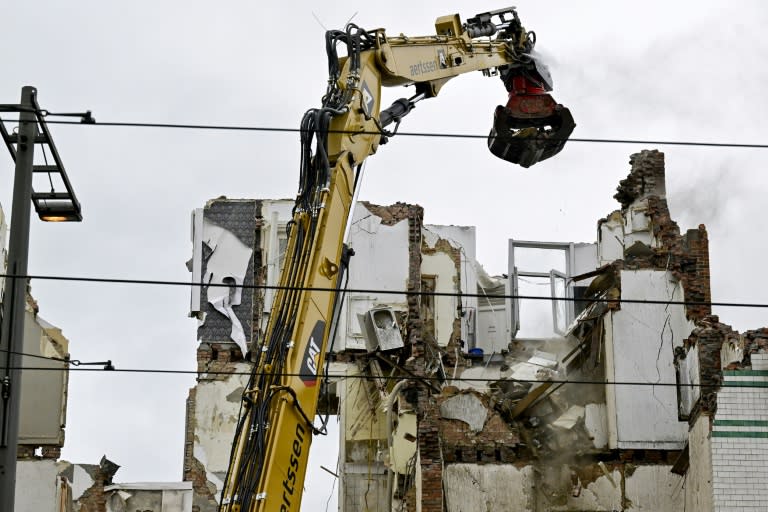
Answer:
[487,80,576,168]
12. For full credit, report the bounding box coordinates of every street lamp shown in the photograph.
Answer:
[0,86,82,510]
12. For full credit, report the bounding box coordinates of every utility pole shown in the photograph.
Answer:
[0,86,83,510]
[0,86,37,508]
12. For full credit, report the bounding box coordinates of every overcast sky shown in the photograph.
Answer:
[3,1,767,509]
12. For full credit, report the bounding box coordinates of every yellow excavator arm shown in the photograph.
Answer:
[219,8,573,511]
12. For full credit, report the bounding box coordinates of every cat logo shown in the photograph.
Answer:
[299,320,325,387]
[361,81,375,117]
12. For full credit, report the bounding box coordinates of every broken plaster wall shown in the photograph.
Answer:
[605,270,692,449]
[437,390,519,465]
[437,151,702,512]
[442,462,683,511]
[67,460,116,512]
[423,225,478,349]
[336,202,420,512]
[183,199,464,512]
[184,352,250,512]
[336,203,478,512]
[444,464,536,511]
[598,150,711,321]
[595,150,709,450]
[186,198,292,511]
[338,202,475,351]
[422,225,475,348]
[434,386,684,511]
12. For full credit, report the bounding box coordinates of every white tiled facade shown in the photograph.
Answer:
[711,354,768,511]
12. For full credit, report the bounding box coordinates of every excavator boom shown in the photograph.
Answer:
[219,8,573,512]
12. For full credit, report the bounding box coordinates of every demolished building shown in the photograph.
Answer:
[183,150,768,511]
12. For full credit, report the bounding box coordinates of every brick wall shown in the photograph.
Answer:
[439,391,519,464]
[74,465,106,512]
[711,354,768,511]
[603,150,712,322]
[685,316,738,419]
[403,204,447,512]
[613,150,666,209]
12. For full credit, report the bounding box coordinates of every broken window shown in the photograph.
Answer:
[550,269,568,335]
[508,240,597,340]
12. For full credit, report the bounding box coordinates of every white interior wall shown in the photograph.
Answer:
[421,250,459,347]
[598,213,624,265]
[425,225,478,348]
[336,203,410,351]
[607,270,691,449]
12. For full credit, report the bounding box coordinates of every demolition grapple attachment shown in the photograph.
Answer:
[488,58,575,168]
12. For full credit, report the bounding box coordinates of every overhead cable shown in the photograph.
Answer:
[1,273,765,310]
[0,348,114,369]
[30,118,768,150]
[9,364,764,389]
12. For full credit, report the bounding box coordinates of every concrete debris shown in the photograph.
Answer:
[510,362,556,383]
[571,471,582,497]
[529,398,555,418]
[624,240,655,259]
[552,405,585,430]
[488,379,534,421]
[508,383,553,422]
[453,365,504,391]
[528,350,558,369]
[491,379,532,401]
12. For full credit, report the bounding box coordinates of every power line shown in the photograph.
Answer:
[0,348,113,369]
[9,364,760,389]
[30,118,768,150]
[0,352,731,392]
[1,348,65,364]
[1,272,764,310]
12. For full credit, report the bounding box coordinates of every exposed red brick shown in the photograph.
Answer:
[75,465,107,512]
[360,201,417,226]
[601,150,712,321]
